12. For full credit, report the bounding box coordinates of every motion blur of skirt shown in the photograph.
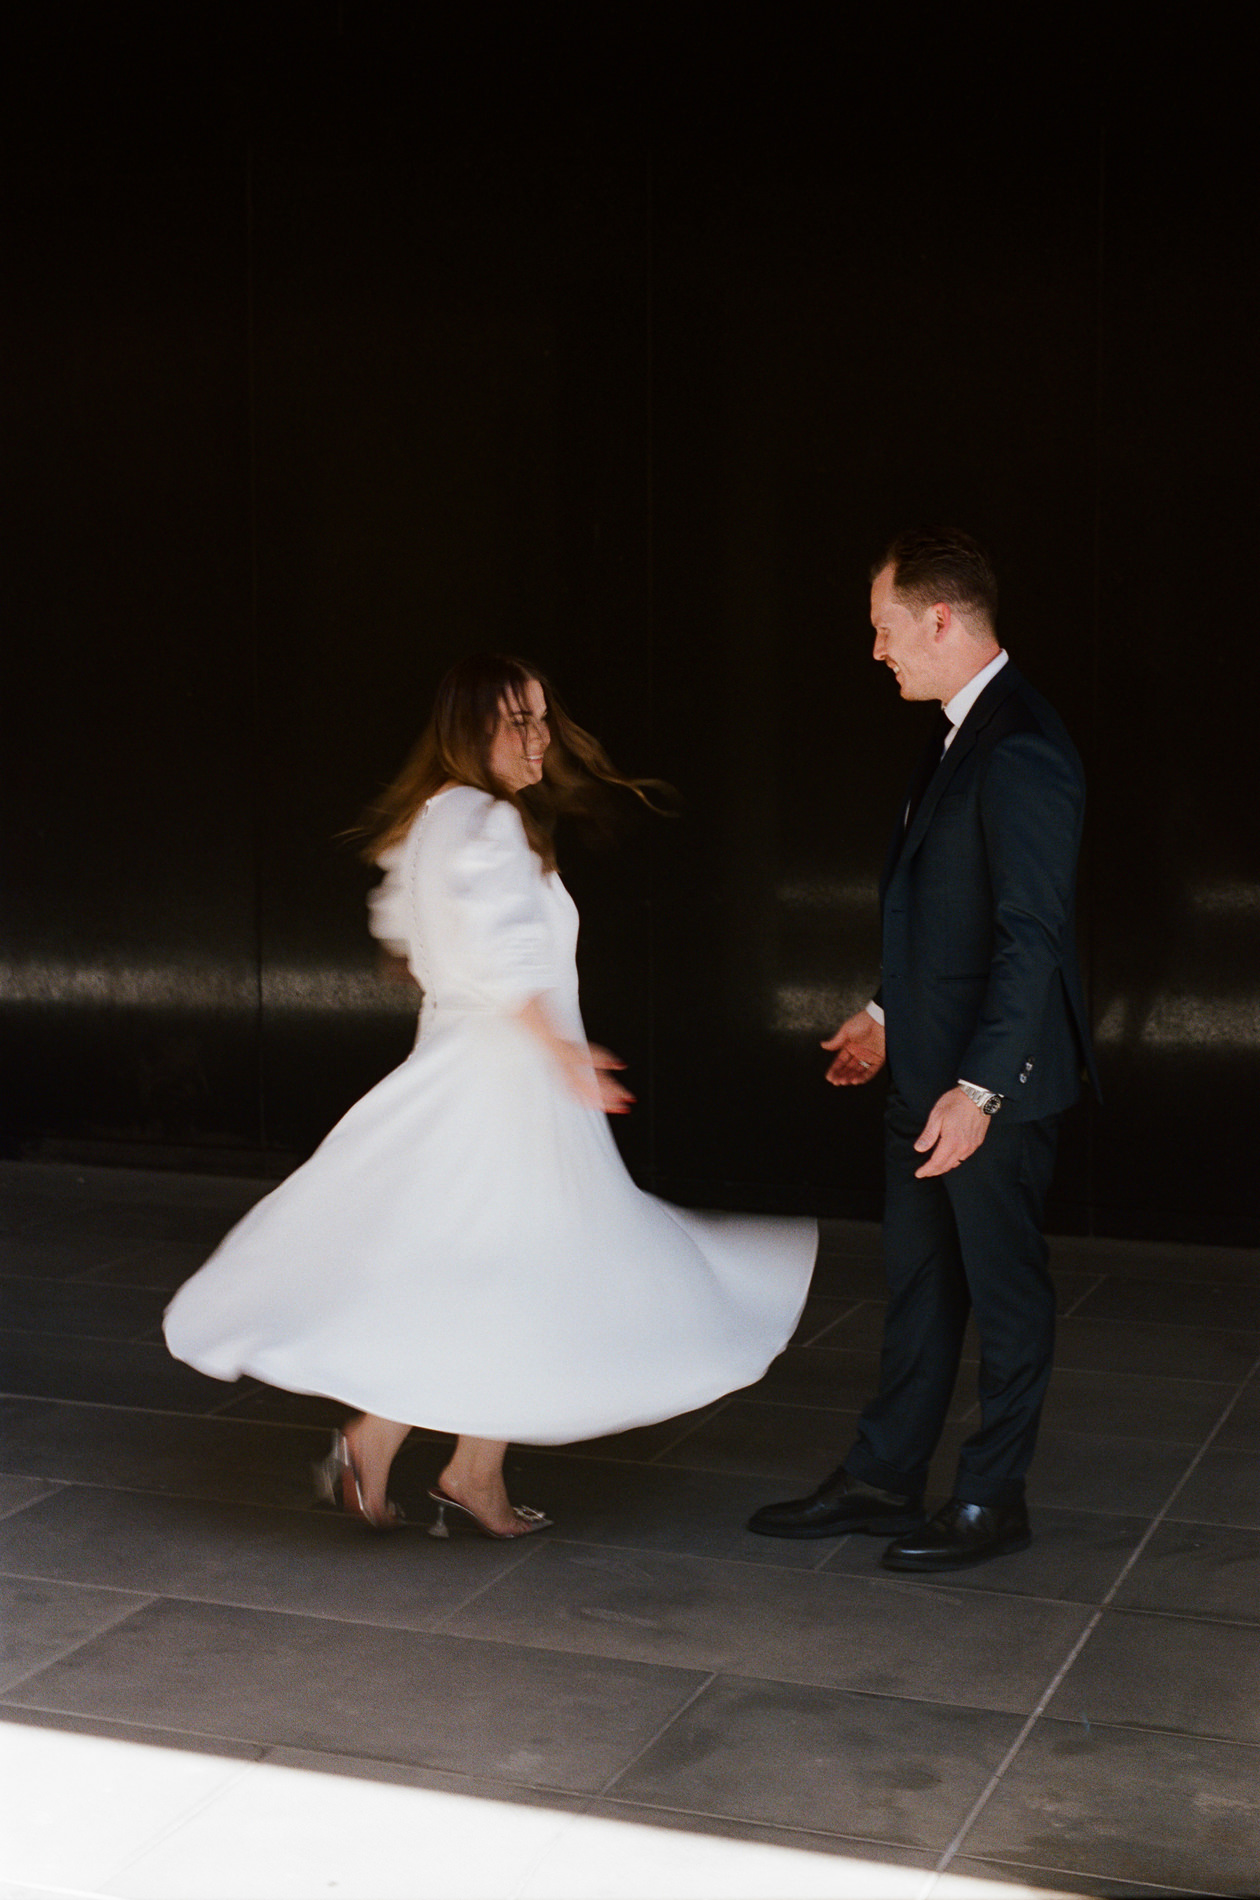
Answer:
[165,1009,817,1443]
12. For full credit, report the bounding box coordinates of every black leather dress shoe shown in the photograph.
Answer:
[880,1497,1031,1572]
[747,1468,925,1539]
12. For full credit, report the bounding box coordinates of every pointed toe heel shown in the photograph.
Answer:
[314,1430,404,1531]
[426,1485,551,1541]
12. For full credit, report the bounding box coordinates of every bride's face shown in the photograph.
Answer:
[487,677,550,792]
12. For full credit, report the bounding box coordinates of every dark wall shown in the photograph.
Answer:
[5,8,1257,1242]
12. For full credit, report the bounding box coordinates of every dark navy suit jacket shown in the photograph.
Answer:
[876,661,1099,1124]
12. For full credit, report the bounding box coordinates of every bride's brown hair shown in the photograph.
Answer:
[355,653,667,872]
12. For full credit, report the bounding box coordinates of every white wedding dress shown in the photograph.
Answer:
[165,787,816,1442]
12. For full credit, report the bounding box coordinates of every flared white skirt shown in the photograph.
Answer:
[165,1015,816,1443]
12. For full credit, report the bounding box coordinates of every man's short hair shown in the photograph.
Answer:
[875,527,998,631]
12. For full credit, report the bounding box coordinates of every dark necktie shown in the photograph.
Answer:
[901,707,953,838]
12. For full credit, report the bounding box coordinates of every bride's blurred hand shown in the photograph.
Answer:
[555,1040,635,1115]
[515,997,634,1115]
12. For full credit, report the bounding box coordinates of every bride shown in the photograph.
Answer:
[165,654,816,1540]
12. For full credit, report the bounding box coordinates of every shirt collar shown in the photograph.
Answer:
[943,648,1008,736]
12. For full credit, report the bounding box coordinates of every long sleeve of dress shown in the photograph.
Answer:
[366,844,411,959]
[447,797,559,1010]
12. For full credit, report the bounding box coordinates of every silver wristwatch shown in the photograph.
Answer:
[957,1080,1003,1116]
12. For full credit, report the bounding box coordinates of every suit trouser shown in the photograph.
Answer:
[844,1091,1061,1508]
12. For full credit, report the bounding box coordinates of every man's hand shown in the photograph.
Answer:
[822,1010,886,1086]
[913,1087,992,1177]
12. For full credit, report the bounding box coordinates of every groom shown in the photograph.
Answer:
[751,528,1097,1570]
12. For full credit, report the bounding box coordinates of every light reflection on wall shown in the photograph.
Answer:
[771,983,1260,1049]
[0,961,413,1015]
[1189,879,1260,917]
[775,877,879,911]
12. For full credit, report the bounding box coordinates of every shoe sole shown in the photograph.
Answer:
[881,1530,1031,1572]
[749,1512,925,1540]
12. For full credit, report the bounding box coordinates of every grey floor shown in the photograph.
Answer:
[1,1160,1258,1900]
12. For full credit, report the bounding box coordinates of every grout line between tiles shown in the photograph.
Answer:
[1027,1711,1260,1752]
[0,1591,159,1697]
[942,1852,1225,1897]
[595,1671,716,1798]
[1057,1271,1107,1317]
[0,1478,67,1522]
[0,1565,573,1637]
[933,1349,1260,1878]
[927,1612,1111,1886]
[569,1788,945,1882]
[794,1296,867,1348]
[642,1400,733,1463]
[424,1533,552,1631]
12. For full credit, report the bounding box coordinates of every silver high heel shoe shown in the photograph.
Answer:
[426,1484,551,1541]
[314,1430,404,1530]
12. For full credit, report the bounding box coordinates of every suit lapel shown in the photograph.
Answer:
[882,664,1024,892]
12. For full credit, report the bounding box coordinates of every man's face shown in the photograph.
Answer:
[870,564,943,702]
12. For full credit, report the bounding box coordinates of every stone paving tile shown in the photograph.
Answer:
[1046,1607,1260,1744]
[1038,1366,1236,1442]
[214,1382,409,1431]
[496,1451,836,1568]
[1021,1428,1198,1516]
[0,1232,142,1278]
[787,1293,862,1346]
[1168,1446,1260,1529]
[960,1717,1260,1894]
[743,1343,884,1413]
[0,1331,236,1412]
[1069,1277,1260,1329]
[798,1299,889,1354]
[577,1798,940,1869]
[0,1473,62,1520]
[947,1856,1235,1897]
[0,1482,545,1630]
[0,1397,325,1509]
[4,1596,708,1793]
[460,1404,729,1469]
[814,1220,886,1261]
[650,1398,860,1482]
[0,1162,274,1214]
[1213,1375,1260,1453]
[1047,1235,1260,1285]
[1113,1521,1260,1623]
[1,1165,1254,1900]
[610,1673,1024,1851]
[0,1275,168,1339]
[1048,1273,1113,1316]
[802,1256,890,1301]
[0,1574,152,1693]
[1051,1314,1260,1381]
[85,1240,216,1291]
[442,1541,1093,1713]
[819,1506,1148,1605]
[18,1200,243,1251]
[521,1806,938,1898]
